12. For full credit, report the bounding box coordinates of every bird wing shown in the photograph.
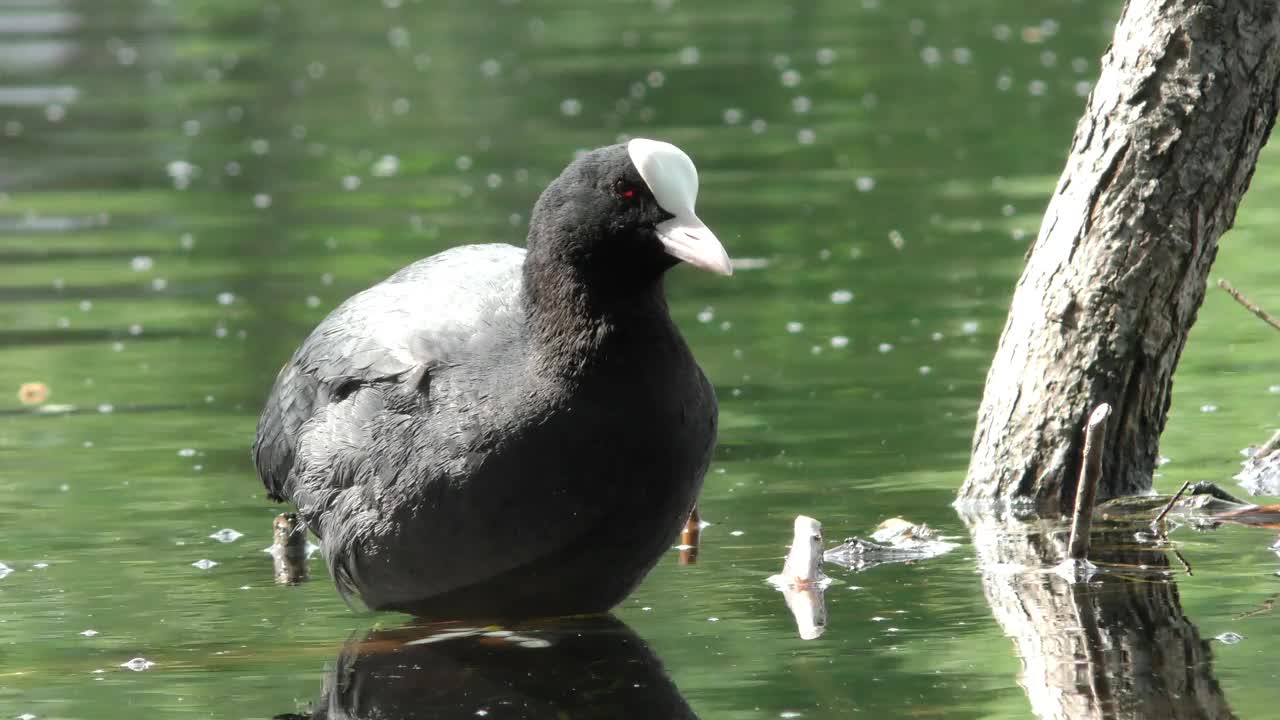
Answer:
[252,244,526,502]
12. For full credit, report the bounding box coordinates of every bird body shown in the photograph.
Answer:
[253,140,729,618]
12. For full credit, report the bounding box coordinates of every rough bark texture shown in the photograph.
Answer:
[961,510,1233,720]
[960,0,1280,511]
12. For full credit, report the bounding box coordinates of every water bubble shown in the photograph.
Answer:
[678,46,700,65]
[796,128,816,145]
[179,233,195,250]
[388,26,410,49]
[128,324,143,336]
[878,342,894,353]
[43,104,66,123]
[178,448,197,457]
[930,332,944,341]
[1071,57,1089,73]
[697,307,714,323]
[1200,404,1219,413]
[855,176,875,192]
[830,336,849,349]
[1214,632,1244,644]
[730,530,746,536]
[771,54,791,70]
[250,138,270,155]
[996,72,1013,91]
[722,108,743,125]
[81,629,99,637]
[341,175,361,191]
[961,320,980,335]
[216,292,235,306]
[1040,50,1057,67]
[130,256,154,272]
[191,559,218,570]
[791,96,812,114]
[209,529,244,543]
[480,58,501,78]
[646,71,665,88]
[121,657,155,671]
[816,48,837,65]
[455,155,473,171]
[908,18,925,34]
[0,562,12,580]
[889,230,905,250]
[559,98,582,117]
[830,289,854,304]
[780,69,801,87]
[952,47,973,65]
[97,403,114,414]
[1074,81,1092,97]
[920,47,942,66]
[371,155,399,177]
[750,118,768,134]
[918,366,932,375]
[1028,79,1047,96]
[252,193,272,209]
[305,295,321,308]
[786,322,804,333]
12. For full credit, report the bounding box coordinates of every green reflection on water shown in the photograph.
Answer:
[2,0,1278,718]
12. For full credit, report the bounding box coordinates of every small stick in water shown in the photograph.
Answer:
[1067,403,1112,561]
[272,512,309,585]
[678,504,701,565]
[1218,279,1280,332]
[1152,480,1192,530]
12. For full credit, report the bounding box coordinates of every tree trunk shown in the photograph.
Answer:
[959,0,1280,511]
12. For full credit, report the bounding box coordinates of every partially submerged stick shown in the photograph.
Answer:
[678,504,701,565]
[1153,481,1192,529]
[1068,404,1112,561]
[1218,279,1280,333]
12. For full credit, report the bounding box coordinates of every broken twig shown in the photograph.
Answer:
[1153,481,1192,530]
[1218,279,1280,332]
[1068,403,1112,561]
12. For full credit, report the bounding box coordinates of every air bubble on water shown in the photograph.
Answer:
[1028,80,1047,96]
[722,108,743,125]
[678,46,700,65]
[341,175,361,191]
[388,26,410,49]
[931,332,944,341]
[1200,404,1218,413]
[1074,81,1092,98]
[878,342,894,353]
[830,336,849,349]
[908,18,925,35]
[750,118,767,134]
[952,47,973,65]
[81,629,99,637]
[830,289,854,304]
[252,193,272,209]
[0,563,12,580]
[920,47,941,66]
[786,322,804,333]
[697,307,714,323]
[796,128,816,145]
[517,639,551,649]
[771,53,790,70]
[128,324,142,336]
[250,138,270,155]
[1269,385,1280,394]
[479,58,501,78]
[730,530,745,536]
[216,292,235,306]
[209,529,243,543]
[1214,632,1244,644]
[791,96,811,114]
[996,72,1013,92]
[961,320,980,335]
[178,448,197,457]
[320,273,334,286]
[559,98,582,117]
[372,155,399,177]
[97,403,114,414]
[307,61,326,79]
[816,48,837,65]
[486,174,502,190]
[719,321,732,331]
[889,230,905,250]
[646,71,665,88]
[121,657,155,671]
[855,176,875,192]
[780,69,801,87]
[306,295,321,308]
[918,366,932,375]
[455,155,473,171]
[1071,57,1089,73]
[192,559,218,570]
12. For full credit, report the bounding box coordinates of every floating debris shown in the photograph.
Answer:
[824,518,957,572]
[1234,430,1280,496]
[121,657,155,671]
[191,559,218,570]
[1214,632,1244,645]
[18,382,49,405]
[81,629,99,637]
[209,528,243,543]
[0,562,11,580]
[767,516,830,640]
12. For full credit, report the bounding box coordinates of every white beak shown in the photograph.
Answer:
[656,213,733,276]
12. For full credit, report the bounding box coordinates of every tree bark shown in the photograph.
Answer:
[959,0,1280,511]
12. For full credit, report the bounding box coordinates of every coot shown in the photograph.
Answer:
[252,139,730,618]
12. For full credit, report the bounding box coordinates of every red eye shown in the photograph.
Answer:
[614,179,639,200]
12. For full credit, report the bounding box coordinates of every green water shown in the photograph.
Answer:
[2,0,1278,717]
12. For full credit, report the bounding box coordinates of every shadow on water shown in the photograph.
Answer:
[276,615,697,720]
[962,510,1234,719]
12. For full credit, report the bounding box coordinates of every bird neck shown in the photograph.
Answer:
[521,249,672,378]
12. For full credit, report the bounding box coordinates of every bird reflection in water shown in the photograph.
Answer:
[275,615,698,720]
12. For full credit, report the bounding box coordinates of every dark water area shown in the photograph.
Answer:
[2,0,1278,717]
